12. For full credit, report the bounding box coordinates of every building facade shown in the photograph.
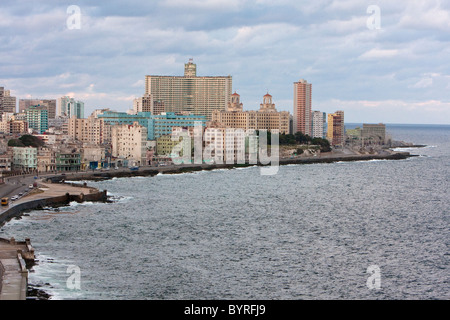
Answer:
[293,79,312,136]
[68,115,111,145]
[211,93,290,134]
[145,60,232,120]
[311,111,327,139]
[327,111,345,146]
[26,105,49,134]
[13,147,37,172]
[19,99,56,119]
[58,96,85,118]
[111,122,148,166]
[0,87,16,115]
[133,94,165,115]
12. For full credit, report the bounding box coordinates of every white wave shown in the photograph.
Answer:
[234,165,258,170]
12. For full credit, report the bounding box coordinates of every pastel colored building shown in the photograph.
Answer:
[293,79,312,136]
[327,111,345,146]
[13,147,37,172]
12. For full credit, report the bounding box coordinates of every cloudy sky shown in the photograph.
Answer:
[1,0,449,124]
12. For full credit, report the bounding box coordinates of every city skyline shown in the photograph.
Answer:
[0,1,449,125]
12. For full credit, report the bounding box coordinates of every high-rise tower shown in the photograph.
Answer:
[293,79,312,136]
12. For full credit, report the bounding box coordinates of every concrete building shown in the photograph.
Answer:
[145,59,232,120]
[293,79,312,136]
[327,111,345,146]
[347,123,386,145]
[211,93,290,134]
[311,111,327,139]
[0,87,16,115]
[37,147,56,173]
[81,146,106,169]
[25,105,48,134]
[56,152,81,172]
[58,96,85,118]
[133,94,165,115]
[68,115,111,145]
[362,123,386,144]
[19,99,56,119]
[98,110,206,141]
[148,112,206,141]
[111,122,148,166]
[13,147,37,172]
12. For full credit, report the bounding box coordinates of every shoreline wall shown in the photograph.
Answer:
[0,190,108,227]
[57,152,413,182]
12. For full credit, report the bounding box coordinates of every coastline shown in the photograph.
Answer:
[0,147,419,300]
[52,150,417,183]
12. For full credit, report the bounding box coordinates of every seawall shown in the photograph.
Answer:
[53,151,414,182]
[0,189,108,228]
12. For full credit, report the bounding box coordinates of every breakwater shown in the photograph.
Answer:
[53,151,414,182]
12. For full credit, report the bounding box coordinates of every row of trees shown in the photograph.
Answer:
[257,131,331,152]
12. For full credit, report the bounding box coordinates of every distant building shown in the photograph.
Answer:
[19,99,56,119]
[26,105,48,134]
[211,93,290,134]
[111,122,148,166]
[327,111,345,145]
[133,94,165,115]
[68,115,111,145]
[145,59,232,120]
[97,110,206,141]
[293,79,312,136]
[56,152,81,172]
[37,147,56,173]
[0,87,16,115]
[58,96,85,118]
[311,111,326,139]
[13,147,37,172]
[347,123,386,145]
[362,123,386,144]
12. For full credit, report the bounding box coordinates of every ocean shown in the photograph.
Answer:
[0,124,449,300]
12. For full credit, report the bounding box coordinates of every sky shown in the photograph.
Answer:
[0,0,449,124]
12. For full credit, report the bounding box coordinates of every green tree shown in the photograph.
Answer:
[311,137,331,152]
[19,135,45,148]
[7,139,25,147]
[295,132,312,144]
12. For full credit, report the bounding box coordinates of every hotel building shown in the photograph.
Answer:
[211,93,290,134]
[145,59,232,120]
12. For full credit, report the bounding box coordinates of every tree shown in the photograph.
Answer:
[8,135,45,148]
[295,132,312,144]
[311,137,331,152]
[8,139,25,147]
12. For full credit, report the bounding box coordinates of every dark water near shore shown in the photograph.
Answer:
[1,124,449,300]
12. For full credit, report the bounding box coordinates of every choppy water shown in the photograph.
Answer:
[1,124,449,300]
